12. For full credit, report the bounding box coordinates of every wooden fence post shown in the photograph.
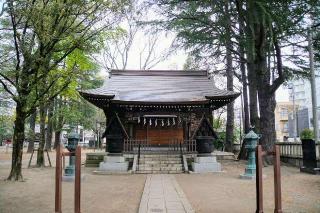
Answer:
[274,145,282,213]
[55,144,62,213]
[75,146,81,213]
[256,145,263,213]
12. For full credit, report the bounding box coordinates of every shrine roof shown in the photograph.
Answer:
[79,69,240,107]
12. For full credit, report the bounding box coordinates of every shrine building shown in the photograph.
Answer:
[80,69,239,155]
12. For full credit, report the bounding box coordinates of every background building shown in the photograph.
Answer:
[288,74,320,138]
[275,102,298,142]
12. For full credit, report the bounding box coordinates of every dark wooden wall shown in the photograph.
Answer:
[135,126,183,145]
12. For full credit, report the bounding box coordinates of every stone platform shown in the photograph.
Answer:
[191,154,221,173]
[85,152,107,167]
[97,154,128,173]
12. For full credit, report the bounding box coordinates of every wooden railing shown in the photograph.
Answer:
[168,139,197,154]
[123,139,197,154]
[123,139,148,154]
[275,142,320,160]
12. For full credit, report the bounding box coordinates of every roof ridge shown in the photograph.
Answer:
[110,69,208,77]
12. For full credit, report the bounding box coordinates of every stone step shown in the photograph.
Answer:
[139,154,181,158]
[85,159,104,164]
[139,157,181,161]
[85,163,99,167]
[138,166,183,171]
[135,170,183,174]
[138,163,182,168]
[139,160,181,164]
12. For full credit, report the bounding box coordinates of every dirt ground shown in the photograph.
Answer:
[1,146,320,213]
[175,161,320,213]
[0,147,146,213]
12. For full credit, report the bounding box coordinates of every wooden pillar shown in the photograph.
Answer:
[274,145,282,213]
[55,144,62,213]
[256,145,263,213]
[75,146,81,213]
[183,120,187,141]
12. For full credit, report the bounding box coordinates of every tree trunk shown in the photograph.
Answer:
[258,90,276,152]
[238,14,250,134]
[53,97,64,149]
[247,62,259,131]
[45,101,54,150]
[27,110,37,153]
[7,103,26,181]
[54,131,61,149]
[254,21,277,165]
[36,103,47,167]
[224,1,234,152]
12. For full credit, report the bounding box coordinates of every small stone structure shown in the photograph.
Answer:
[191,154,221,173]
[85,152,107,167]
[97,154,129,173]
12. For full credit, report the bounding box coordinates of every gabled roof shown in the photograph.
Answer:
[80,69,239,107]
[103,113,129,139]
[192,114,218,139]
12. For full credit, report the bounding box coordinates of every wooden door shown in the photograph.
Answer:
[135,126,183,145]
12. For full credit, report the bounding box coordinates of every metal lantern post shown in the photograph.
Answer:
[64,131,80,176]
[240,129,260,179]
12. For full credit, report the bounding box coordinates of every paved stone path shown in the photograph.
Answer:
[138,174,195,213]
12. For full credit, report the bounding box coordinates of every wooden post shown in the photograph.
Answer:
[28,149,35,168]
[274,145,282,213]
[63,155,65,169]
[256,145,263,213]
[55,144,62,213]
[46,150,52,167]
[75,146,81,213]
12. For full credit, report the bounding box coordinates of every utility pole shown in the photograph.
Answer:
[308,27,319,142]
[292,86,297,142]
[288,83,297,142]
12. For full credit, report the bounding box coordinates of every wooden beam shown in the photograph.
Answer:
[256,145,263,213]
[75,146,81,213]
[274,145,282,213]
[55,144,62,213]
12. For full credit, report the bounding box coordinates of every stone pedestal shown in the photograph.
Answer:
[98,154,128,172]
[191,154,221,173]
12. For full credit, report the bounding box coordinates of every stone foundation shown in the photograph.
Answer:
[191,154,221,173]
[98,154,128,172]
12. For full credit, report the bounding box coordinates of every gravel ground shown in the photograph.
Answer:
[1,147,320,213]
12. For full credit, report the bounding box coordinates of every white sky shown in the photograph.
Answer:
[97,30,290,105]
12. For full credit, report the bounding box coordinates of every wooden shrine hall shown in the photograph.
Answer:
[80,69,239,154]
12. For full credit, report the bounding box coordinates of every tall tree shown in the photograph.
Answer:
[152,0,320,156]
[99,1,173,70]
[224,0,235,152]
[151,0,238,151]
[45,100,54,150]
[26,110,37,153]
[0,0,127,180]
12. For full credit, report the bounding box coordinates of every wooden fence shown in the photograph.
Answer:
[55,144,81,213]
[123,139,197,154]
[256,145,282,213]
[275,142,320,163]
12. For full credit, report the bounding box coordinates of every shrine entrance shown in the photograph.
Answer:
[135,125,184,146]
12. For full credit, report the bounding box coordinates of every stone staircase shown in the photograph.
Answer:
[136,154,184,174]
[85,152,107,167]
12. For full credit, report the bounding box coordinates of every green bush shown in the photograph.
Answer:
[300,128,314,140]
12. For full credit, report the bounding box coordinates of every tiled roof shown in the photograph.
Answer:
[80,70,240,105]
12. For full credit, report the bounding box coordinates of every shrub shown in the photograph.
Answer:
[300,128,314,140]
